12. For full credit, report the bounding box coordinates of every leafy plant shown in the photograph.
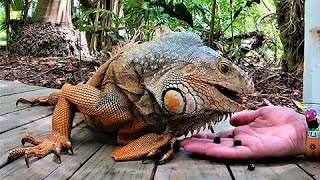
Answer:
[11,0,24,11]
[0,6,5,31]
[74,7,121,33]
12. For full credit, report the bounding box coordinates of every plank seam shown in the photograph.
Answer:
[0,87,46,97]
[225,163,236,180]
[149,162,157,180]
[295,161,317,180]
[0,113,53,134]
[0,106,44,116]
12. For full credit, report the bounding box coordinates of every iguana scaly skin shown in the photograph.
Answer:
[8,31,254,166]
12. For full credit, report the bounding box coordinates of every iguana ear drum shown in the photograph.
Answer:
[163,89,185,114]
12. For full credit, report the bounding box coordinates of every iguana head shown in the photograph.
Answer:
[144,32,254,116]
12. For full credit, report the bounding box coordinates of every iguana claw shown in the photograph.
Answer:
[9,133,72,167]
[141,149,162,164]
[53,144,62,164]
[24,154,30,168]
[21,139,25,146]
[157,149,174,165]
[69,146,73,155]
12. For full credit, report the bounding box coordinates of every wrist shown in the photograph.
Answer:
[300,115,308,155]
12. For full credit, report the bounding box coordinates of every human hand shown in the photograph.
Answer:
[180,106,308,159]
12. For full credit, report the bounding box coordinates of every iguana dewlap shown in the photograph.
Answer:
[8,31,254,167]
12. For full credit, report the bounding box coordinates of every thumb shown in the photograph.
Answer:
[230,110,258,126]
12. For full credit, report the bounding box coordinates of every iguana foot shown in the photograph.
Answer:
[8,132,72,168]
[112,133,174,163]
[16,91,60,106]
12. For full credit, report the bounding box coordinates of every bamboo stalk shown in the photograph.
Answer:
[208,0,217,48]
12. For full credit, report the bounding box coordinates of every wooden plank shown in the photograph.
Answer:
[154,150,231,180]
[295,156,320,180]
[0,113,84,167]
[70,144,155,180]
[61,143,116,179]
[0,106,54,133]
[0,124,111,180]
[0,88,53,115]
[229,161,313,180]
[0,81,44,96]
[107,160,156,180]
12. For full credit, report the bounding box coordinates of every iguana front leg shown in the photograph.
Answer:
[9,96,74,167]
[8,83,134,167]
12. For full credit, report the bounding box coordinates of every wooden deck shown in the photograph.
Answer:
[0,80,319,180]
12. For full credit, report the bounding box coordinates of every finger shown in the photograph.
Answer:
[230,110,258,126]
[180,137,235,148]
[183,141,254,159]
[180,137,212,147]
[191,129,234,140]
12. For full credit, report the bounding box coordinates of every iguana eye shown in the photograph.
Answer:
[218,62,230,74]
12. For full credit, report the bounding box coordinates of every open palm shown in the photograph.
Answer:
[180,106,307,159]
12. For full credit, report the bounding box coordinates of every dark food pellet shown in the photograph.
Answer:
[248,163,255,171]
[233,140,242,146]
[213,137,221,144]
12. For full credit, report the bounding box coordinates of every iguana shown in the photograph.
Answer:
[8,31,254,167]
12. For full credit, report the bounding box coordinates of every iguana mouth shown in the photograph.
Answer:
[214,84,243,104]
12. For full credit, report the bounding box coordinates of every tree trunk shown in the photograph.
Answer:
[32,0,72,26]
[5,0,10,51]
[275,0,304,72]
[10,0,89,57]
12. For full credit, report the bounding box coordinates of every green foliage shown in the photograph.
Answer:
[11,0,24,11]
[69,0,283,63]
[0,5,5,44]
[74,7,121,33]
[0,6,5,31]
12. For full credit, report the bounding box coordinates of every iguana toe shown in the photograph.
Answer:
[157,149,174,165]
[22,134,43,146]
[145,149,162,159]
[16,97,47,106]
[8,147,28,162]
